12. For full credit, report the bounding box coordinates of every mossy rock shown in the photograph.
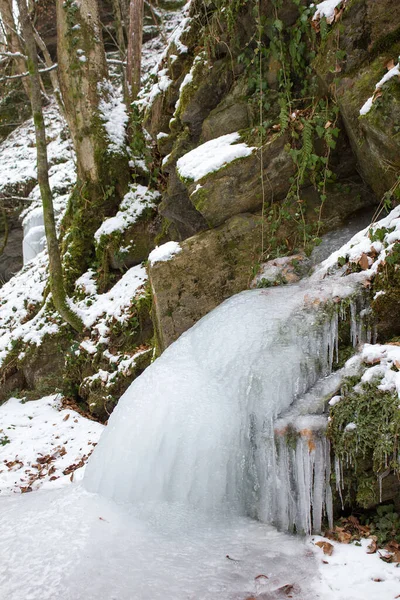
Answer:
[149,213,267,350]
[201,77,251,142]
[183,133,295,228]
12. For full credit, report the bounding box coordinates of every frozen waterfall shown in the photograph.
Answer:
[22,207,46,264]
[85,266,368,534]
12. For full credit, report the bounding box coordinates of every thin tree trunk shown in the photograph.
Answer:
[17,0,84,333]
[33,25,64,113]
[111,0,126,55]
[0,0,30,96]
[126,0,144,101]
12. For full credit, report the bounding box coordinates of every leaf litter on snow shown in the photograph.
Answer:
[0,394,104,495]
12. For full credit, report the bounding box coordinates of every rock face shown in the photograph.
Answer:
[314,0,400,198]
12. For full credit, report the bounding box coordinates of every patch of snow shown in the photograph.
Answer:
[360,63,400,115]
[73,264,147,345]
[94,184,159,242]
[98,80,129,153]
[317,205,400,278]
[360,96,374,116]
[360,343,400,398]
[177,132,256,182]
[148,241,182,265]
[0,251,49,366]
[313,0,343,23]
[76,269,98,296]
[344,422,357,432]
[328,395,342,406]
[312,536,400,600]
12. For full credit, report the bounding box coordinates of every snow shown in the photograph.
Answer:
[360,95,374,116]
[312,536,400,599]
[329,395,342,406]
[317,204,400,277]
[344,422,357,432]
[0,251,49,366]
[75,269,98,296]
[0,395,103,494]
[376,63,400,89]
[98,80,129,153]
[148,240,182,265]
[0,102,73,194]
[94,184,159,243]
[74,264,147,339]
[360,63,400,115]
[176,132,256,182]
[313,0,344,23]
[361,343,400,398]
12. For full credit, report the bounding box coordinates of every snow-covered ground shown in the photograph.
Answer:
[312,536,400,600]
[0,395,103,494]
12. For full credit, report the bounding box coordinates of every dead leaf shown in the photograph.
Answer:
[358,253,369,270]
[315,541,334,556]
[255,574,269,580]
[275,583,295,595]
[63,413,70,421]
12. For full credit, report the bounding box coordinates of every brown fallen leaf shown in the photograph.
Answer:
[275,583,295,595]
[315,541,334,556]
[255,574,269,580]
[358,253,369,270]
[63,413,70,421]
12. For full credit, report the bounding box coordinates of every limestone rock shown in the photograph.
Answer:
[149,214,265,350]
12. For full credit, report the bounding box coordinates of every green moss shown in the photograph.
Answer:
[328,379,400,508]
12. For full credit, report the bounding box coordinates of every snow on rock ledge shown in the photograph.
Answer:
[148,241,182,265]
[94,184,159,243]
[312,0,344,23]
[176,132,255,182]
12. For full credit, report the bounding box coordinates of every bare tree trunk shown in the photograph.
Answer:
[56,0,129,287]
[17,0,84,332]
[126,0,144,101]
[0,0,30,96]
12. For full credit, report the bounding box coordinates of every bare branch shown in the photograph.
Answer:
[0,50,27,58]
[106,58,127,65]
[0,62,58,81]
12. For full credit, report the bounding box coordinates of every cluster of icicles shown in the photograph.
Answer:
[84,257,371,535]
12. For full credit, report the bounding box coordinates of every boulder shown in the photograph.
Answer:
[149,214,265,350]
[185,134,295,228]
